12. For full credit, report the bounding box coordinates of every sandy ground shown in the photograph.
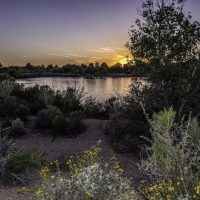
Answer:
[0,118,140,200]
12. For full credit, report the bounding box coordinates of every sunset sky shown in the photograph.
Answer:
[0,0,200,66]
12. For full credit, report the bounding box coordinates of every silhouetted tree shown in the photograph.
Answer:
[127,0,200,65]
[25,62,33,68]
[100,62,108,68]
[126,0,200,118]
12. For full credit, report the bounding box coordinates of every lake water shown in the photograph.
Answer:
[17,77,133,100]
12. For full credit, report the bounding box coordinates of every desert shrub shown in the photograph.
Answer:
[0,128,14,156]
[38,86,55,107]
[6,148,43,174]
[52,115,69,136]
[37,106,63,129]
[83,97,105,118]
[57,84,85,113]
[68,111,85,135]
[99,90,150,153]
[0,128,15,180]
[0,127,43,182]
[0,96,20,117]
[83,96,121,119]
[12,84,44,103]
[0,80,15,98]
[11,118,26,136]
[36,147,138,200]
[0,73,15,81]
[139,108,200,199]
[105,118,147,153]
[29,100,46,115]
[15,104,30,121]
[38,106,85,136]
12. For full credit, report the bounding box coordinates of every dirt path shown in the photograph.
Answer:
[17,119,111,161]
[0,119,139,200]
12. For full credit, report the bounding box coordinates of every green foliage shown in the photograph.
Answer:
[68,111,85,135]
[0,128,15,179]
[52,115,69,136]
[0,80,15,98]
[6,148,43,174]
[83,97,104,118]
[11,118,26,136]
[0,128,15,159]
[37,106,85,136]
[126,0,200,118]
[127,0,200,65]
[38,106,63,129]
[140,108,200,199]
[59,84,85,113]
[15,104,30,121]
[0,73,15,81]
[0,127,43,182]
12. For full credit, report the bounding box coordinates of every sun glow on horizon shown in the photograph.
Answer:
[118,57,128,65]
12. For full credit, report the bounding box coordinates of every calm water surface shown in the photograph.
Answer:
[17,77,133,100]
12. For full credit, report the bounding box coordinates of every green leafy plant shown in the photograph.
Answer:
[52,114,69,136]
[68,111,85,135]
[6,148,44,174]
[139,108,200,199]
[15,104,30,121]
[37,106,63,129]
[11,118,26,136]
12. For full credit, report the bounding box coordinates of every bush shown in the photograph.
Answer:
[68,111,85,135]
[15,104,30,121]
[0,73,15,82]
[0,96,19,117]
[0,80,15,98]
[6,148,43,174]
[52,115,69,136]
[11,118,26,136]
[57,84,85,113]
[0,128,15,180]
[0,129,14,157]
[38,107,86,137]
[30,101,46,115]
[139,108,200,199]
[83,97,104,118]
[37,106,63,129]
[36,147,138,200]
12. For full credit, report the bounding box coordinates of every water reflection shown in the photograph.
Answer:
[17,77,133,100]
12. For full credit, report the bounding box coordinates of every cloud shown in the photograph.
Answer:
[91,56,101,59]
[88,47,114,53]
[99,47,113,52]
[88,49,105,53]
[68,54,84,57]
[50,53,69,58]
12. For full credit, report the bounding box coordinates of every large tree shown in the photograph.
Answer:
[127,0,200,65]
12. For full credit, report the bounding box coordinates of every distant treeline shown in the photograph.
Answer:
[0,62,146,78]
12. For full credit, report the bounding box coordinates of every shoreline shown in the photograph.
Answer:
[14,72,145,79]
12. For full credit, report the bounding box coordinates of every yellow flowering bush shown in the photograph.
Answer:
[66,147,101,174]
[193,184,200,199]
[141,179,184,200]
[36,147,138,200]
